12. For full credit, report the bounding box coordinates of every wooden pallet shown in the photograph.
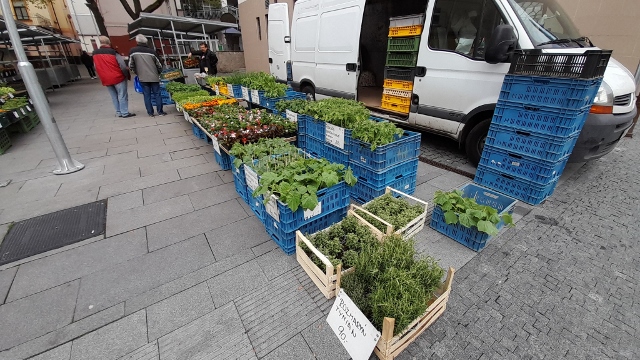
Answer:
[374,268,455,360]
[361,187,429,240]
[295,205,392,299]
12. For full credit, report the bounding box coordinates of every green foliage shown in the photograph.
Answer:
[357,193,424,232]
[205,76,225,86]
[222,72,251,85]
[1,97,28,110]
[235,72,288,98]
[352,120,404,150]
[341,235,445,336]
[254,158,357,212]
[275,99,310,113]
[170,90,210,103]
[164,82,201,94]
[433,190,514,236]
[0,87,15,97]
[302,215,378,272]
[229,138,298,169]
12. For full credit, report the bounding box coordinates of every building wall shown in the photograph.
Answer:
[556,0,640,73]
[66,0,101,52]
[97,0,177,37]
[217,51,246,73]
[238,0,294,73]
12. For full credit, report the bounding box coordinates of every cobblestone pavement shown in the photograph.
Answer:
[419,131,477,175]
[401,138,640,359]
[0,75,637,360]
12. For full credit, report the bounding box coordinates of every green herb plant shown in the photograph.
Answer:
[229,138,298,169]
[1,97,28,110]
[171,90,210,103]
[356,193,424,233]
[352,120,404,150]
[433,190,514,236]
[164,82,201,94]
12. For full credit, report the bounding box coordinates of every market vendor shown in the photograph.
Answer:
[187,43,219,76]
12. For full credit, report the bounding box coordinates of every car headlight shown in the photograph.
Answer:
[591,82,613,114]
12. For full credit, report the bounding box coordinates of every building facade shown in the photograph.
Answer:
[66,0,101,52]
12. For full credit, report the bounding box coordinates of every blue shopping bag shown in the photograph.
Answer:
[133,76,143,94]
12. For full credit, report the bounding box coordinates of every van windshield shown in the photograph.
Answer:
[507,0,588,48]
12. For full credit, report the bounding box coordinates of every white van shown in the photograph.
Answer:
[268,0,637,165]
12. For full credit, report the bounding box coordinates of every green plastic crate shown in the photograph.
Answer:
[0,128,11,155]
[385,52,419,67]
[387,37,421,52]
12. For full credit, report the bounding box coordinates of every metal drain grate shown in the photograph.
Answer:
[0,201,107,266]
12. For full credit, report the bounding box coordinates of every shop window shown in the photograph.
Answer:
[13,1,29,20]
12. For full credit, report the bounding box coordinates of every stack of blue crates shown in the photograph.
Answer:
[151,80,175,106]
[474,53,606,205]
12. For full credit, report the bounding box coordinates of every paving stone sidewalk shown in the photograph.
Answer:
[0,78,637,360]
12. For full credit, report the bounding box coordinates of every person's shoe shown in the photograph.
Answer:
[158,112,168,116]
[148,113,155,117]
[121,113,137,118]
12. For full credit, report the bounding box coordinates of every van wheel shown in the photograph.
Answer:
[301,85,316,101]
[465,118,491,166]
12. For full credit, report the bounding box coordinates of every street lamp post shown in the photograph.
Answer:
[0,0,84,174]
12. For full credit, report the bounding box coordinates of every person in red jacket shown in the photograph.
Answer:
[93,36,136,118]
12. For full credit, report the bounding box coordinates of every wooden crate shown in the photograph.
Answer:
[374,268,455,360]
[361,187,429,240]
[295,205,392,299]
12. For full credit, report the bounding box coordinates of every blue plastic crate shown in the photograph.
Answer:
[233,171,249,205]
[486,124,580,162]
[249,194,266,223]
[350,158,418,188]
[350,171,417,204]
[492,101,588,137]
[264,181,350,233]
[297,134,307,149]
[479,145,569,184]
[297,114,307,134]
[266,207,348,255]
[214,148,232,171]
[228,84,243,99]
[304,135,349,165]
[430,183,517,251]
[261,90,306,111]
[474,165,560,205]
[349,130,421,171]
[192,124,207,140]
[500,75,601,109]
[305,116,326,141]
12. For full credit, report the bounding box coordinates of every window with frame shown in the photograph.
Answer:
[13,0,29,20]
[428,0,506,60]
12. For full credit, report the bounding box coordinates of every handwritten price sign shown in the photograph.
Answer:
[326,289,380,360]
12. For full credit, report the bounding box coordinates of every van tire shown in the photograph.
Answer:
[301,85,316,101]
[465,118,491,166]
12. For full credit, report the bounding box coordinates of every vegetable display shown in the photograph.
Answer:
[0,86,15,98]
[1,97,28,110]
[434,190,514,236]
[239,72,289,98]
[182,97,236,110]
[356,193,425,232]
[165,82,201,94]
[254,157,357,212]
[341,235,445,336]
[352,120,404,150]
[171,90,211,103]
[229,138,298,169]
[299,215,379,271]
[275,99,309,114]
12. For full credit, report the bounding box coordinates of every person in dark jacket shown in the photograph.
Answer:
[129,34,167,117]
[93,36,135,118]
[80,51,96,79]
[187,43,218,75]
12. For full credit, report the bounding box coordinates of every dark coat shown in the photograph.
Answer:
[190,48,218,75]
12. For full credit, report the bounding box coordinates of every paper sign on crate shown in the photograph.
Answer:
[242,87,250,101]
[303,202,322,220]
[286,110,298,123]
[227,84,234,95]
[214,85,219,95]
[211,135,220,155]
[245,166,260,192]
[326,289,381,360]
[266,196,280,222]
[325,124,345,150]
[251,90,260,104]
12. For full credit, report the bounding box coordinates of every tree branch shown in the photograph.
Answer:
[85,0,109,36]
[142,0,168,15]
[132,0,142,16]
[118,0,137,20]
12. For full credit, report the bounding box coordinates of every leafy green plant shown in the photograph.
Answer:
[1,97,28,110]
[0,86,15,97]
[275,99,310,114]
[341,235,445,335]
[222,72,251,85]
[229,138,298,169]
[237,72,288,98]
[171,90,210,103]
[303,98,370,129]
[356,193,424,232]
[254,158,357,212]
[352,120,404,150]
[164,82,201,94]
[433,190,514,236]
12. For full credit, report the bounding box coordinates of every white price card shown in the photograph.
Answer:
[227,84,234,95]
[242,86,250,101]
[326,289,381,360]
[303,201,322,220]
[251,90,260,104]
[28,98,32,104]
[245,166,260,192]
[325,123,345,150]
[214,85,219,95]
[211,135,220,154]
[286,110,298,123]
[20,108,26,115]
[8,93,13,98]
[26,105,31,112]
[266,196,280,222]
[13,111,18,118]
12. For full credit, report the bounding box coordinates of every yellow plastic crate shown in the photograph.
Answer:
[384,79,414,91]
[382,94,412,106]
[383,88,412,98]
[381,100,410,114]
[389,25,423,38]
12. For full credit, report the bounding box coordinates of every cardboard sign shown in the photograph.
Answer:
[245,166,259,192]
[286,110,297,123]
[214,85,219,95]
[303,201,322,220]
[26,105,31,112]
[326,289,381,360]
[211,135,220,154]
[242,86,250,101]
[20,108,26,115]
[13,111,18,118]
[251,90,260,104]
[227,84,234,95]
[266,196,280,223]
[325,124,345,150]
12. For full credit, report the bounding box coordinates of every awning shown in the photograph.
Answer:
[128,13,237,40]
[0,16,79,45]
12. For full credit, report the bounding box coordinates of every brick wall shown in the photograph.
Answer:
[217,51,246,73]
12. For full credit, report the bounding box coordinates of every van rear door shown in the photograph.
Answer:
[268,3,291,81]
[314,0,366,99]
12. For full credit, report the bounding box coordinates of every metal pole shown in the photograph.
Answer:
[170,20,183,71]
[156,30,167,65]
[1,0,83,175]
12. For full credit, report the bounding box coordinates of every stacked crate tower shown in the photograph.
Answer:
[381,15,424,115]
[474,49,611,205]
